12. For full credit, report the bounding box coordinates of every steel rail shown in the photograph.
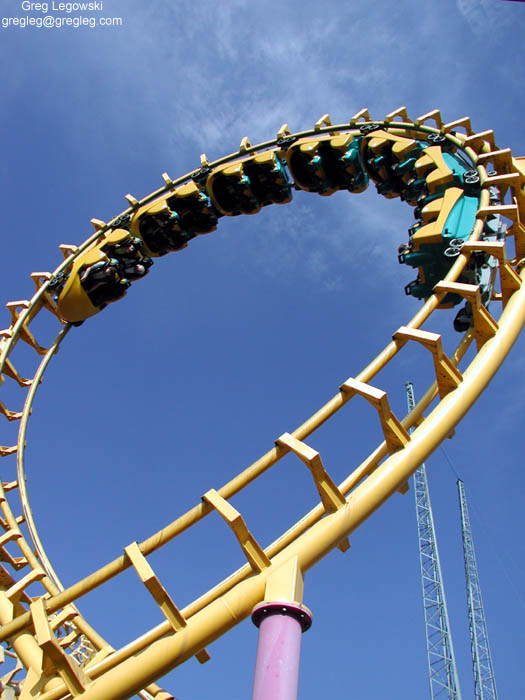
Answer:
[35,265,525,700]
[0,110,521,700]
[0,117,471,376]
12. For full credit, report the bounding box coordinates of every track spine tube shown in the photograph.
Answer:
[2,111,525,700]
[40,268,525,700]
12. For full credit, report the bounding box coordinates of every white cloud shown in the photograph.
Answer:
[456,0,512,37]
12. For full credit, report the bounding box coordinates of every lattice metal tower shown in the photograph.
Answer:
[406,382,463,700]
[457,479,499,700]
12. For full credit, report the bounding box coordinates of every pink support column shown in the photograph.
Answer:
[251,601,312,700]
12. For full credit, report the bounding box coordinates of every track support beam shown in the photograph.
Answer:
[339,378,410,454]
[393,327,462,398]
[202,489,271,573]
[124,542,210,664]
[434,282,498,349]
[31,599,87,697]
[276,433,349,551]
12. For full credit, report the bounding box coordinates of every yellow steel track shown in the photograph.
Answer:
[0,107,524,700]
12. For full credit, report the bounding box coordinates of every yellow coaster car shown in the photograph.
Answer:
[207,151,291,216]
[57,229,152,323]
[286,134,368,195]
[361,130,424,200]
[132,182,219,256]
[131,199,190,257]
[400,188,480,306]
[165,181,219,234]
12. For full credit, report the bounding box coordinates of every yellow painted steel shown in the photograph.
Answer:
[412,188,465,247]
[29,271,525,700]
[0,108,523,700]
[264,557,304,604]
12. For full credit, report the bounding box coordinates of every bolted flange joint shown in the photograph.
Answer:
[251,601,313,633]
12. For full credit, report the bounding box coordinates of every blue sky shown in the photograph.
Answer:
[1,0,524,698]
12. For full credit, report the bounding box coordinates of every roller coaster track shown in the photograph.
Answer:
[0,107,524,700]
